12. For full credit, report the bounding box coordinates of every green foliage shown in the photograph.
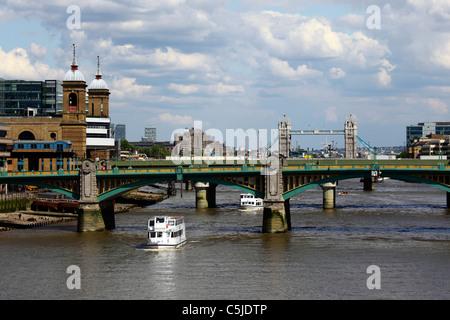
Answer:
[120,139,137,153]
[120,140,170,159]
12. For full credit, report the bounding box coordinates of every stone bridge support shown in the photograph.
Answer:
[447,192,450,209]
[363,177,374,191]
[78,159,115,232]
[262,153,291,233]
[321,182,337,209]
[194,182,217,208]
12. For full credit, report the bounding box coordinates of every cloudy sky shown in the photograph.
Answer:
[1,0,450,149]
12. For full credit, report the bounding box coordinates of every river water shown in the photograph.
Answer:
[0,178,449,300]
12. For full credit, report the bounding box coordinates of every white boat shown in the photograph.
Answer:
[239,193,263,211]
[147,216,186,249]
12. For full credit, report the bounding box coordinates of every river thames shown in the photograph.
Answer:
[0,178,449,300]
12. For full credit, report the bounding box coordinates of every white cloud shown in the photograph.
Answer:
[28,43,48,60]
[324,106,338,122]
[207,82,244,95]
[169,83,200,94]
[426,98,448,114]
[328,67,346,79]
[110,77,152,100]
[268,57,322,80]
[0,46,63,80]
[158,113,193,126]
[431,40,450,69]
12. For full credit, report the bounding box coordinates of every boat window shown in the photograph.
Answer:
[156,218,165,223]
[149,220,154,227]
[168,221,175,226]
[157,232,162,237]
[150,232,156,238]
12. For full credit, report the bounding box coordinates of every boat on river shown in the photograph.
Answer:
[147,216,186,249]
[239,193,263,211]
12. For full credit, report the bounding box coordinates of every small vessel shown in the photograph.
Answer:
[239,193,263,211]
[147,216,186,249]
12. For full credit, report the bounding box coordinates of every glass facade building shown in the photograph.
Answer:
[114,124,126,141]
[0,79,63,116]
[407,122,450,147]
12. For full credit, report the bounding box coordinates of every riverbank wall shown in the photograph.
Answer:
[0,190,167,231]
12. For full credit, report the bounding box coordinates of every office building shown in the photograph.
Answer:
[115,124,126,141]
[0,79,63,116]
[142,125,156,142]
[406,122,450,147]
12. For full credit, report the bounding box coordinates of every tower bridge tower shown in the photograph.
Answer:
[344,114,357,159]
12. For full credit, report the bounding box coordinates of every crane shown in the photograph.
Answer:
[356,135,385,155]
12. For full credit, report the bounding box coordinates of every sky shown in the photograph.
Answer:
[0,0,450,150]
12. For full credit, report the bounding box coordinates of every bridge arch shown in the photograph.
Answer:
[282,172,450,200]
[191,178,264,199]
[97,176,265,202]
[21,181,79,200]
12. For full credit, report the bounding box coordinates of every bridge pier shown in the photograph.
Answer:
[77,159,108,232]
[262,152,291,233]
[321,182,336,209]
[194,182,216,208]
[263,200,291,233]
[78,202,105,232]
[363,177,374,191]
[100,199,115,230]
[207,183,217,208]
[447,192,450,209]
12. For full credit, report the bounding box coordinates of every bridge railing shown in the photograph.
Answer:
[1,170,79,177]
[283,164,450,171]
[2,163,449,178]
[96,165,265,175]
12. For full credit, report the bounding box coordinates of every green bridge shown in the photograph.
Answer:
[1,158,449,233]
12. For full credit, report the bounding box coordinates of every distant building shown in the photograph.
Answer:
[0,79,63,116]
[408,134,449,159]
[141,125,156,142]
[129,140,174,153]
[115,124,126,141]
[406,122,450,147]
[173,128,224,157]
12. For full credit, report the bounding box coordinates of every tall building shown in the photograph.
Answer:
[86,56,114,159]
[142,125,156,142]
[344,114,357,159]
[60,44,88,157]
[115,124,126,141]
[406,122,450,147]
[0,79,63,116]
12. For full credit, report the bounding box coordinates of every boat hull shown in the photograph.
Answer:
[146,240,186,249]
[239,206,263,212]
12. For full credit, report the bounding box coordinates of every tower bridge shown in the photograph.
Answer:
[287,114,358,159]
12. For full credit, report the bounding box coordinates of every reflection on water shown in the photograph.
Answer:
[0,179,449,299]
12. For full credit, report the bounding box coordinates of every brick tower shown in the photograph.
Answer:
[61,44,87,158]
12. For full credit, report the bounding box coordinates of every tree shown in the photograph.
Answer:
[120,139,137,153]
[151,145,169,158]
